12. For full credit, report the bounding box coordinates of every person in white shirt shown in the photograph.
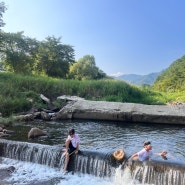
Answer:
[63,128,80,172]
[131,141,167,161]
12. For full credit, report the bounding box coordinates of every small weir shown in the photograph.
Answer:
[1,139,185,185]
[129,160,185,185]
[0,139,116,177]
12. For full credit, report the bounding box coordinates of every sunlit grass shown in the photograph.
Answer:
[0,72,184,116]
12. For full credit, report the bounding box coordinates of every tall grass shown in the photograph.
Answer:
[0,72,174,116]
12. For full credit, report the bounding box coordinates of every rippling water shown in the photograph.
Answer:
[9,119,185,164]
[2,119,185,184]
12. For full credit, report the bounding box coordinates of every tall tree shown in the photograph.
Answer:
[0,1,6,29]
[35,36,75,78]
[0,31,38,74]
[69,55,106,80]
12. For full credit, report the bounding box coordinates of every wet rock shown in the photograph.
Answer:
[6,166,16,173]
[0,166,15,180]
[40,111,51,121]
[14,113,35,121]
[28,127,48,139]
[3,129,15,134]
[40,94,50,104]
[0,132,10,137]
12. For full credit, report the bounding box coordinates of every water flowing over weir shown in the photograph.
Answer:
[0,139,115,177]
[1,139,185,185]
[129,161,185,185]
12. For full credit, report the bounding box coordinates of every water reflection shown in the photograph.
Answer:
[7,120,185,164]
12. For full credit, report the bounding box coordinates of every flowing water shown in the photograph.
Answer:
[1,119,185,184]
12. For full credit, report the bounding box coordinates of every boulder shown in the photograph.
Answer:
[3,129,15,134]
[0,166,15,181]
[14,114,35,121]
[40,111,51,121]
[40,94,50,104]
[28,127,47,139]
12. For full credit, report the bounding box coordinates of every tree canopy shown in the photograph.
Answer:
[0,1,6,29]
[35,36,75,78]
[69,55,107,80]
[0,32,75,77]
[0,32,38,74]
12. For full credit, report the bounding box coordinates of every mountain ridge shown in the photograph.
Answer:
[112,72,161,86]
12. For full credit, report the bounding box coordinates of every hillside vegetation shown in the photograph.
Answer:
[153,55,185,92]
[0,72,168,116]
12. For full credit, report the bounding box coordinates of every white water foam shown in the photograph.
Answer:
[1,157,143,185]
[1,157,62,184]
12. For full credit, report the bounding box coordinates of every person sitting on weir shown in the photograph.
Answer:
[63,128,80,172]
[131,141,167,161]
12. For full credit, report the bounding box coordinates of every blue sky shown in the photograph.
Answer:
[2,0,185,76]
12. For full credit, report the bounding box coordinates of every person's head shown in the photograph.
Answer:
[68,128,75,137]
[143,141,152,151]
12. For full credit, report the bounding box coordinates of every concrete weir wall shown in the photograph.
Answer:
[54,100,185,124]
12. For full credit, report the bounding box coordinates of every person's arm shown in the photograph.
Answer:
[156,150,167,156]
[75,143,79,154]
[75,134,80,154]
[131,153,138,159]
[156,150,167,160]
[65,138,70,151]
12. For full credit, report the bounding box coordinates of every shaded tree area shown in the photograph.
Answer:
[0,32,75,78]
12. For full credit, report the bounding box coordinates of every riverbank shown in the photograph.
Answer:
[54,99,185,125]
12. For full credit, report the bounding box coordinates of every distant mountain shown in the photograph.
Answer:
[112,72,161,86]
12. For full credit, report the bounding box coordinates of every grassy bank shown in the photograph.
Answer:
[0,72,178,116]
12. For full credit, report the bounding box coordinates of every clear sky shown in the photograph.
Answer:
[2,0,185,76]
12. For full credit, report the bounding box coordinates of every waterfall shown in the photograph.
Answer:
[130,160,185,185]
[1,139,185,184]
[1,139,63,168]
[73,150,115,177]
[0,139,115,177]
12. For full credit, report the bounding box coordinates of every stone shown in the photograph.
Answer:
[28,127,47,139]
[54,100,185,125]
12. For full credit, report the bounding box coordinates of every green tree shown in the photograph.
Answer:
[0,31,38,74]
[35,36,75,78]
[69,55,106,80]
[0,1,6,29]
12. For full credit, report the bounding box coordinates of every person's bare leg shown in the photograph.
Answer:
[63,139,70,172]
[63,152,69,172]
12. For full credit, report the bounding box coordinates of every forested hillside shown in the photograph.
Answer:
[153,55,185,92]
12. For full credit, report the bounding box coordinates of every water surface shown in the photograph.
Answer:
[8,120,185,164]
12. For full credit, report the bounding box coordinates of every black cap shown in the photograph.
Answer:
[143,141,151,146]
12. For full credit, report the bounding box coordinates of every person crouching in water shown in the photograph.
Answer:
[131,141,167,161]
[63,128,80,172]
